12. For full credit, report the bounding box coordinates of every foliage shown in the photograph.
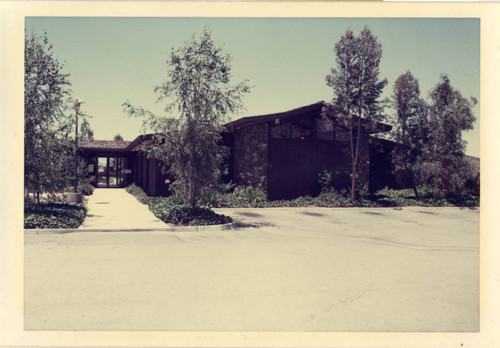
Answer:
[230,187,267,207]
[125,183,148,198]
[25,31,73,201]
[68,159,94,195]
[140,196,232,226]
[131,184,478,223]
[24,202,87,229]
[326,27,388,201]
[24,31,94,201]
[123,26,250,208]
[391,71,429,197]
[159,206,232,226]
[113,134,124,141]
[371,187,478,208]
[80,119,94,140]
[78,178,94,196]
[412,75,476,194]
[317,170,333,193]
[198,189,230,208]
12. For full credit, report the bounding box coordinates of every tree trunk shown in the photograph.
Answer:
[351,161,357,201]
[403,163,419,198]
[410,171,419,198]
[351,115,362,201]
[411,174,418,199]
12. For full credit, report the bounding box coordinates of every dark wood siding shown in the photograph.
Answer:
[369,144,395,192]
[268,138,351,200]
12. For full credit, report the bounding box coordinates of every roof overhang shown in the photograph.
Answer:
[225,101,326,130]
[225,101,392,134]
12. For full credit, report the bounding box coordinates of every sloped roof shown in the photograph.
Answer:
[80,139,131,151]
[125,133,156,151]
[225,101,326,129]
[226,101,392,134]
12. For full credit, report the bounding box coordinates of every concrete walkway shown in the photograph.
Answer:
[80,188,168,229]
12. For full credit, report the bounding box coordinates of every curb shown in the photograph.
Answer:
[24,222,237,234]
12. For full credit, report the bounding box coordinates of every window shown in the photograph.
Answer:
[316,118,334,141]
[316,118,350,142]
[271,119,311,140]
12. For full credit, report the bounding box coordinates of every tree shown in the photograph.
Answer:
[80,119,94,140]
[423,75,476,193]
[123,26,250,207]
[113,134,124,141]
[24,31,73,201]
[326,27,388,200]
[391,71,429,198]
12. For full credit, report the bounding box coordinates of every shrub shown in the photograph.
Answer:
[198,189,229,208]
[79,181,94,196]
[139,197,232,226]
[371,187,419,207]
[161,206,232,226]
[24,202,87,229]
[371,187,479,207]
[317,170,333,192]
[231,186,267,207]
[125,183,148,198]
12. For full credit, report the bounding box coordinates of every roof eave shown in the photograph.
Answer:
[225,101,326,130]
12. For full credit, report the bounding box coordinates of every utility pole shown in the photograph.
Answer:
[73,99,84,193]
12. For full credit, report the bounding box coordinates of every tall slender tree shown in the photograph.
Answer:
[391,71,429,197]
[326,27,388,200]
[124,26,250,207]
[424,75,476,193]
[25,31,73,201]
[80,119,94,140]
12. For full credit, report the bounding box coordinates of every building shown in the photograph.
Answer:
[80,101,395,199]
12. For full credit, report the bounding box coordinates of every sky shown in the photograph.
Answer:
[25,17,480,157]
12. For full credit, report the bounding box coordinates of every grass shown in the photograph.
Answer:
[24,202,87,229]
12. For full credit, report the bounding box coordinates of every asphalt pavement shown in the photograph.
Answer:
[25,204,479,332]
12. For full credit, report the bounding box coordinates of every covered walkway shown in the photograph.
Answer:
[79,188,168,229]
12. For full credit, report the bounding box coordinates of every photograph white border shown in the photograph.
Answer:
[1,1,498,347]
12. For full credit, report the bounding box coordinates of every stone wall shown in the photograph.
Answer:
[233,123,269,191]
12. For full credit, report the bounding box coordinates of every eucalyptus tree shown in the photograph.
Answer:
[124,26,250,207]
[80,119,94,140]
[24,31,73,201]
[326,27,388,200]
[391,71,429,198]
[424,75,477,193]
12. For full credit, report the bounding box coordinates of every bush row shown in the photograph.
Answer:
[139,196,232,226]
[370,187,479,208]
[24,202,87,229]
[195,186,478,209]
[126,183,479,226]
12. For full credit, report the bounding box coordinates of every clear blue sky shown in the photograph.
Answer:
[26,17,480,157]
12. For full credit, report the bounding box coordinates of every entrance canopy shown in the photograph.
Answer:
[80,139,133,188]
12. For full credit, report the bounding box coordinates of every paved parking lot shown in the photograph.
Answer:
[25,206,479,331]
